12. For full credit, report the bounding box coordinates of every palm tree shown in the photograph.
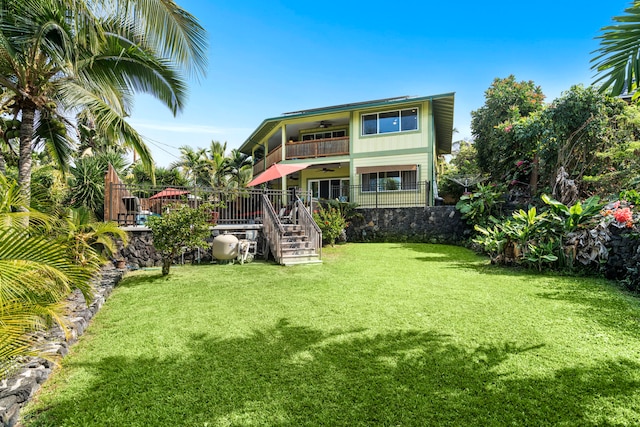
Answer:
[225,148,253,188]
[0,175,98,379]
[592,3,640,97]
[0,0,207,205]
[58,206,128,267]
[205,140,229,188]
[170,146,209,186]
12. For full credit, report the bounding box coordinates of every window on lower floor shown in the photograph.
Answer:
[309,178,350,201]
[361,170,417,192]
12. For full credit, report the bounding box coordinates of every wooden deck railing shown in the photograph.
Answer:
[286,136,349,159]
[265,145,282,168]
[295,197,322,259]
[261,193,284,263]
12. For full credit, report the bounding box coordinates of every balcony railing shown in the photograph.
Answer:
[252,136,350,175]
[286,136,349,159]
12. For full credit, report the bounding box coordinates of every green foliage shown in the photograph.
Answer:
[455,183,506,227]
[145,203,216,275]
[471,76,545,182]
[30,165,68,215]
[438,141,483,200]
[127,163,189,188]
[57,207,128,267]
[313,206,348,246]
[592,3,640,96]
[0,175,98,380]
[473,206,561,270]
[619,189,640,205]
[541,194,603,232]
[543,85,626,186]
[68,156,106,219]
[324,199,363,223]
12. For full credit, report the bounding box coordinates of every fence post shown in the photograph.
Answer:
[425,181,430,208]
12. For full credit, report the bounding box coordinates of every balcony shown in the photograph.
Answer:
[253,136,350,175]
[285,136,349,160]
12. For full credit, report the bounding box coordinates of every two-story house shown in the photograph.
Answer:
[239,94,454,207]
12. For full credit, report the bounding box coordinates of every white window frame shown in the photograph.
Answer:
[361,107,419,136]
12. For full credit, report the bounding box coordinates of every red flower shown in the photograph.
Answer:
[614,207,633,223]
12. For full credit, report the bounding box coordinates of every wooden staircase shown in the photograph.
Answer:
[261,194,322,266]
[280,224,322,266]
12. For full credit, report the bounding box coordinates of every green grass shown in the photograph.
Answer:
[23,243,640,426]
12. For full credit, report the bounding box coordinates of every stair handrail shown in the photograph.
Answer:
[294,196,322,260]
[261,193,284,262]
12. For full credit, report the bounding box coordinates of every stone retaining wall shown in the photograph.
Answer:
[0,267,126,427]
[346,206,468,244]
[603,227,640,290]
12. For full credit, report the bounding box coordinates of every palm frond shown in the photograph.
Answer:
[592,4,640,95]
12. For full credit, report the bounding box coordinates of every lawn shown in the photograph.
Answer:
[23,243,640,426]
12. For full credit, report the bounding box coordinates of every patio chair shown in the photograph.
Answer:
[119,196,141,226]
[278,206,297,223]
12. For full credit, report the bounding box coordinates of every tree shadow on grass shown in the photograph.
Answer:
[26,319,640,426]
[537,280,640,340]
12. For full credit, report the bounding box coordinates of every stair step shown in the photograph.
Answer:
[281,241,313,249]
[281,247,317,256]
[281,254,322,266]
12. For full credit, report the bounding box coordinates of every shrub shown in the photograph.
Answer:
[313,206,348,247]
[146,203,216,275]
[455,183,506,227]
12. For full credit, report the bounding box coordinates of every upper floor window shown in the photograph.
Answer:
[301,129,347,141]
[361,108,418,136]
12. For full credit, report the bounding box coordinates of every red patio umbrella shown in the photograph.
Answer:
[149,187,190,199]
[247,163,310,187]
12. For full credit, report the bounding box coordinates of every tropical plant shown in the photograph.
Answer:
[541,194,603,232]
[145,203,215,275]
[127,162,189,188]
[313,206,348,246]
[224,148,253,188]
[170,146,209,186]
[455,183,506,227]
[68,156,107,219]
[473,206,558,268]
[0,176,98,380]
[0,0,207,205]
[592,3,640,97]
[57,207,128,267]
[471,75,545,182]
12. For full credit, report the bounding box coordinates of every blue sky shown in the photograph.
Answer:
[128,1,633,167]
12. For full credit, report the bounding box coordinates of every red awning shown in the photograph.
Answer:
[149,188,190,199]
[247,163,310,187]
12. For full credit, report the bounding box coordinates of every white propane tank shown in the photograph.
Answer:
[212,233,239,260]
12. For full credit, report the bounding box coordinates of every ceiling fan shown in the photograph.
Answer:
[322,167,335,172]
[318,121,331,128]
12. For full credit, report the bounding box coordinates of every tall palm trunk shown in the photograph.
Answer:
[17,106,35,208]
